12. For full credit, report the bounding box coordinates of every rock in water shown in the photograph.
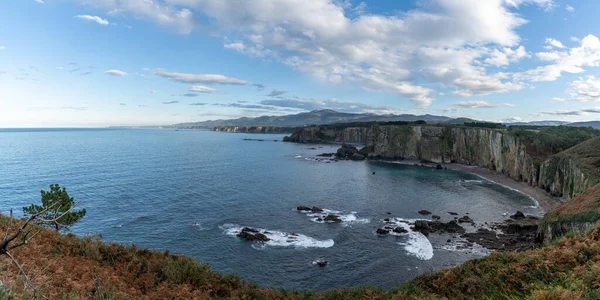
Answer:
[311,206,323,212]
[393,227,408,234]
[236,231,270,242]
[418,210,432,215]
[336,144,360,160]
[376,228,390,235]
[315,260,328,267]
[435,164,443,170]
[458,216,474,223]
[323,214,342,223]
[242,227,259,233]
[510,211,526,219]
[448,212,459,216]
[296,206,312,211]
[432,215,441,220]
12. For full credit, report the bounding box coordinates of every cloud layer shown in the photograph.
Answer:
[75,15,109,26]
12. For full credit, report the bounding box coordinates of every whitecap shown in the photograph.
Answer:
[219,224,334,249]
[298,208,370,226]
[398,232,434,260]
[379,217,434,260]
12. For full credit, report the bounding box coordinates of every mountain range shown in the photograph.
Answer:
[169,109,599,129]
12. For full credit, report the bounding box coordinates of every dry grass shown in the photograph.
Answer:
[1,214,600,299]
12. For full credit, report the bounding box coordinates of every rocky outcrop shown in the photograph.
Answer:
[214,126,297,134]
[283,126,368,143]
[286,124,599,202]
[539,156,594,199]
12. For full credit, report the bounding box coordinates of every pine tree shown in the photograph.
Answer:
[23,184,86,231]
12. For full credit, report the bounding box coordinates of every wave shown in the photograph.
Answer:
[380,218,434,260]
[220,224,334,249]
[297,208,370,226]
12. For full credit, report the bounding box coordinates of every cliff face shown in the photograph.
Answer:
[366,125,539,186]
[283,126,369,143]
[286,125,599,201]
[213,126,296,134]
[539,157,593,199]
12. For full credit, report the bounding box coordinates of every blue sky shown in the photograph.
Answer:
[1,0,599,127]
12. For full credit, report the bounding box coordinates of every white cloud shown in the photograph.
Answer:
[516,34,600,82]
[34,0,44,3]
[551,97,566,102]
[75,0,194,34]
[72,0,564,107]
[545,38,565,48]
[189,85,217,93]
[565,5,574,13]
[453,101,515,108]
[0,46,5,50]
[542,109,587,116]
[260,97,395,114]
[75,15,110,26]
[154,69,251,85]
[566,76,600,102]
[104,69,127,76]
[484,45,528,67]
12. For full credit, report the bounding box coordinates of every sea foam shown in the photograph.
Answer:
[220,224,334,249]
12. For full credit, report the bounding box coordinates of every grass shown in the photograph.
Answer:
[2,214,600,299]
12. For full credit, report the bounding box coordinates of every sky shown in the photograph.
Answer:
[1,0,600,127]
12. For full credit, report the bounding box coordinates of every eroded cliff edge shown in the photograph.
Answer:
[285,125,599,201]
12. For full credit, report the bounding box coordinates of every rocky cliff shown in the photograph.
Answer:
[282,126,369,143]
[538,137,600,199]
[286,124,540,186]
[213,126,297,134]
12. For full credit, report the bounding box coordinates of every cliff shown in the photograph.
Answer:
[213,126,297,134]
[538,137,600,199]
[282,125,369,143]
[286,124,540,186]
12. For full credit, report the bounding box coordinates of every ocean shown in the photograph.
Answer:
[0,128,540,290]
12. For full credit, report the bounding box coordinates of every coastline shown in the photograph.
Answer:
[445,163,563,213]
[373,159,563,213]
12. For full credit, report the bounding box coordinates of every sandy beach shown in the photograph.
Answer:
[446,163,563,213]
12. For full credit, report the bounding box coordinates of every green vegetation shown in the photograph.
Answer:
[463,121,505,129]
[23,184,86,231]
[508,125,600,159]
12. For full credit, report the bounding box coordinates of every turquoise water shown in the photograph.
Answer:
[0,129,539,290]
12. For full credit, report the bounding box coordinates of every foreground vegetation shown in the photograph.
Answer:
[2,212,600,299]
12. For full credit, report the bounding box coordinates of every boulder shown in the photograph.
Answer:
[432,215,441,220]
[237,231,270,242]
[376,228,390,235]
[414,220,430,230]
[336,144,359,159]
[323,214,342,223]
[510,211,526,220]
[435,164,443,170]
[311,206,324,212]
[296,206,312,211]
[393,227,408,234]
[448,212,459,216]
[418,210,432,215]
[242,227,259,233]
[315,260,328,267]
[458,216,474,223]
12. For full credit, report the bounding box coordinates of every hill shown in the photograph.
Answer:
[3,213,600,299]
[567,121,600,130]
[170,109,464,128]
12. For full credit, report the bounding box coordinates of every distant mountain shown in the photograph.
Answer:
[504,121,570,126]
[567,121,600,129]
[171,109,459,128]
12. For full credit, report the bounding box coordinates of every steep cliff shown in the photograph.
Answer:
[538,137,600,199]
[365,125,539,185]
[213,126,297,134]
[282,126,369,143]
